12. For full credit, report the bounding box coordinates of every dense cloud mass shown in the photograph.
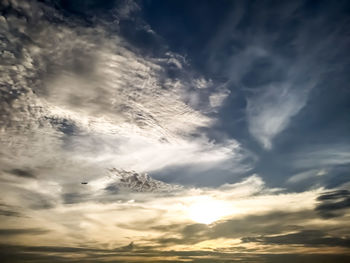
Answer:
[1,0,350,262]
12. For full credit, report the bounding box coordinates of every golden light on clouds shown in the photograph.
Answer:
[186,196,232,224]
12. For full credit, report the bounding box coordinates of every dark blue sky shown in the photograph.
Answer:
[139,0,350,189]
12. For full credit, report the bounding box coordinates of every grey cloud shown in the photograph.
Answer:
[293,145,350,169]
[1,243,350,263]
[149,208,350,248]
[242,229,350,247]
[316,190,350,219]
[14,187,57,210]
[7,168,36,178]
[0,203,22,217]
[206,210,313,241]
[104,183,119,194]
[0,243,232,263]
[317,190,350,201]
[0,209,21,217]
[28,195,56,210]
[45,117,78,136]
[285,145,350,189]
[0,228,49,236]
[148,210,315,246]
[105,169,183,193]
[62,192,89,205]
[58,169,183,205]
[244,254,350,263]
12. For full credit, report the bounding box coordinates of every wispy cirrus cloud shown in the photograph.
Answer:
[246,80,311,149]
[202,0,349,150]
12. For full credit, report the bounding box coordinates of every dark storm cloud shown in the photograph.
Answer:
[316,190,350,218]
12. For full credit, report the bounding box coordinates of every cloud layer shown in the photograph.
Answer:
[1,0,350,262]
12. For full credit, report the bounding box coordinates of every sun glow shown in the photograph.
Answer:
[187,197,230,224]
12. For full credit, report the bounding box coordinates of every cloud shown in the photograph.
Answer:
[0,228,49,236]
[0,0,248,183]
[209,88,230,109]
[316,190,350,218]
[97,169,183,193]
[242,229,350,247]
[246,81,310,149]
[1,1,350,262]
[287,169,327,184]
[279,145,350,189]
[0,171,349,261]
[0,203,22,217]
[7,169,36,178]
[0,4,257,246]
[151,210,314,246]
[202,0,349,150]
[1,243,350,263]
[292,145,350,169]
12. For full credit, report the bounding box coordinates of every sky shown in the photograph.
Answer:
[0,0,350,262]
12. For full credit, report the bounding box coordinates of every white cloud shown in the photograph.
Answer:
[287,169,328,184]
[193,77,212,89]
[209,88,230,108]
[246,82,310,149]
[0,0,251,187]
